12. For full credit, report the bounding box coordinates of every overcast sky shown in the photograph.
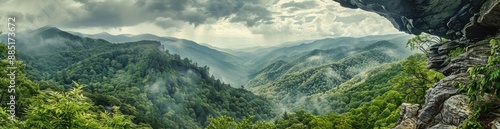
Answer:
[0,0,402,49]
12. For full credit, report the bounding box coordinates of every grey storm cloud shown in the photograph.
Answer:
[6,0,275,29]
[146,0,273,27]
[135,0,190,12]
[63,0,148,27]
[154,17,185,30]
[205,0,244,19]
[0,0,402,47]
[281,1,318,10]
[229,4,273,27]
[335,14,367,23]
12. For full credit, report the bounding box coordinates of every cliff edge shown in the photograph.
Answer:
[330,0,500,128]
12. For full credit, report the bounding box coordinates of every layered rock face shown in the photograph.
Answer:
[332,0,500,40]
[330,0,500,128]
[393,37,492,128]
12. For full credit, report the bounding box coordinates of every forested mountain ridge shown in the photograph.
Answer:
[1,26,440,129]
[69,29,249,87]
[247,39,415,114]
[1,0,498,128]
[243,34,411,73]
[1,28,276,128]
[205,54,444,129]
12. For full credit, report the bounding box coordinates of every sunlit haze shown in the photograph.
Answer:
[0,0,402,49]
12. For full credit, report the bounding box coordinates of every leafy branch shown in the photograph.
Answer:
[407,33,447,55]
[459,38,500,128]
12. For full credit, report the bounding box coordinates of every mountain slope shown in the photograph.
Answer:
[205,53,444,129]
[247,39,414,113]
[11,28,277,128]
[244,34,411,73]
[72,31,249,87]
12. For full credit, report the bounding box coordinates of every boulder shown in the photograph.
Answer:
[440,95,470,126]
[393,36,495,128]
[428,124,457,129]
[394,103,420,129]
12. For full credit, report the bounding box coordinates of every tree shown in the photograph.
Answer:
[391,54,444,104]
[0,44,40,118]
[0,107,18,129]
[407,33,446,55]
[99,106,142,129]
[205,115,236,129]
[22,82,101,129]
[22,82,144,129]
[253,121,275,129]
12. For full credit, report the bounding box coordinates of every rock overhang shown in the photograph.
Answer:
[332,0,500,41]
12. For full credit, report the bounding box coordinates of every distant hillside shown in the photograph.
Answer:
[6,27,277,128]
[247,38,415,114]
[242,34,411,73]
[69,30,249,87]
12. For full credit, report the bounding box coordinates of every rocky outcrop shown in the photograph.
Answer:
[329,0,500,128]
[393,94,471,129]
[388,36,493,128]
[426,38,490,76]
[440,95,470,126]
[428,124,457,129]
[394,103,420,129]
[409,36,493,128]
[417,74,464,127]
[426,41,468,76]
[331,0,500,40]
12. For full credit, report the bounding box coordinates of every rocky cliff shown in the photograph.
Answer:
[331,0,500,128]
[332,0,500,40]
[415,38,489,128]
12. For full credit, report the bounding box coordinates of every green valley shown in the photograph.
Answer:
[0,27,443,129]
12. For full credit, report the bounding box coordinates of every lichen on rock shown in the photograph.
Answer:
[394,103,420,129]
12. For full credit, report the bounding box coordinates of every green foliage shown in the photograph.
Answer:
[208,53,440,129]
[391,54,444,104]
[406,33,446,54]
[324,63,402,113]
[459,38,500,128]
[22,82,142,129]
[0,107,18,128]
[206,116,236,129]
[207,110,353,129]
[252,121,276,129]
[462,38,500,103]
[0,49,40,116]
[23,82,101,128]
[0,57,143,129]
[346,90,403,129]
[250,41,409,114]
[17,40,275,128]
[448,47,466,58]
[99,106,144,129]
[205,115,254,129]
[461,120,482,129]
[4,30,448,129]
[318,53,439,115]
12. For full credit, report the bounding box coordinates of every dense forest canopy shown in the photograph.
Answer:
[1,27,479,129]
[0,30,277,128]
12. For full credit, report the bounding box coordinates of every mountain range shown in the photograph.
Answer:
[1,27,276,128]
[1,26,418,128]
